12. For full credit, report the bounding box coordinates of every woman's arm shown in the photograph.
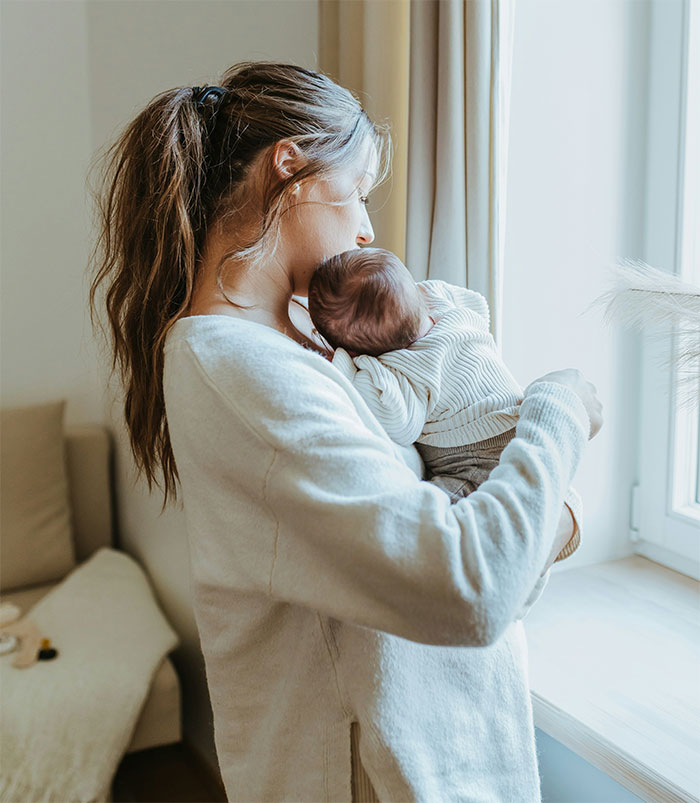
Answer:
[265,378,588,647]
[514,490,582,621]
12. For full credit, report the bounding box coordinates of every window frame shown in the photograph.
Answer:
[636,0,699,581]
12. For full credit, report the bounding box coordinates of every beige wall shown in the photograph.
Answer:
[1,1,99,423]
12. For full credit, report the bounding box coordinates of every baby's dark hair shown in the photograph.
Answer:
[307,247,426,356]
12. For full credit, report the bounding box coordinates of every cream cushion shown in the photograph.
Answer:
[0,400,77,591]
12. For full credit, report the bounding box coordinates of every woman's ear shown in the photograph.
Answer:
[271,139,307,183]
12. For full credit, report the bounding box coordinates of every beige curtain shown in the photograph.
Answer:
[319,0,411,263]
[318,0,515,347]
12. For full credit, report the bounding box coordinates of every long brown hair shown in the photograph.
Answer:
[88,62,390,508]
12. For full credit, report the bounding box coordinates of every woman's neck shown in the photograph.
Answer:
[186,248,333,359]
[187,234,290,322]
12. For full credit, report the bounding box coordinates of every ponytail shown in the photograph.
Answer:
[89,87,206,508]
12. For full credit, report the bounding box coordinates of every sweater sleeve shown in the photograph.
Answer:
[205,339,590,647]
[514,569,551,620]
[419,279,491,327]
[513,486,583,620]
[332,348,431,447]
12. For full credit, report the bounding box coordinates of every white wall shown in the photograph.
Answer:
[503,0,649,569]
[536,727,644,802]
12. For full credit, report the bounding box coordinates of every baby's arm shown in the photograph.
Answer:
[418,279,491,326]
[331,349,431,447]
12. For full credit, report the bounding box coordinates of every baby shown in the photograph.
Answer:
[307,246,581,565]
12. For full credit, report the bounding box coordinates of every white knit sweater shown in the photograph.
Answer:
[332,279,524,448]
[163,314,590,802]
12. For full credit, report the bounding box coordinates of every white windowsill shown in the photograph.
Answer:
[523,555,700,803]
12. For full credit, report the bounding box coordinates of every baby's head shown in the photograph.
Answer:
[307,247,430,357]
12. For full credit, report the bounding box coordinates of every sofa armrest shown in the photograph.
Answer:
[126,656,182,753]
[65,426,114,560]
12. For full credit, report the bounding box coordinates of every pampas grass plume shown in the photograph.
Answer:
[587,258,700,409]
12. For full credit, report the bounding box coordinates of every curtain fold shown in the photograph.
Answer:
[319,0,514,347]
[319,0,410,262]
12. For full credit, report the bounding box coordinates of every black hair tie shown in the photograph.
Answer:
[191,85,227,111]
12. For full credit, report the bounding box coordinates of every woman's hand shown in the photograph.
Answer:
[540,503,576,577]
[525,368,603,439]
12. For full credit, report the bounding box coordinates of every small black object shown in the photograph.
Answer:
[38,647,58,660]
[191,85,227,110]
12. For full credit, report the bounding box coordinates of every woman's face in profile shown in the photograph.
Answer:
[284,139,378,296]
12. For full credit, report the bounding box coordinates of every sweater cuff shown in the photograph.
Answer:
[522,381,591,443]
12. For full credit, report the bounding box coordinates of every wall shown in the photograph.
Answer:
[1,1,99,423]
[536,727,644,802]
[503,0,649,570]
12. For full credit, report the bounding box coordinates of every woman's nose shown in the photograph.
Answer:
[357,215,375,245]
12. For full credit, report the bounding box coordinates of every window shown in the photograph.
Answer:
[636,0,699,580]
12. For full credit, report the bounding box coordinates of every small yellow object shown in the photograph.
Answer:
[40,638,51,649]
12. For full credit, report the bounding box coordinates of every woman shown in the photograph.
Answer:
[90,62,602,802]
